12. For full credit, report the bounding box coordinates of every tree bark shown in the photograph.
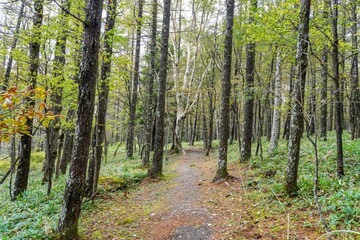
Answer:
[213,0,234,181]
[240,0,257,162]
[349,1,360,139]
[201,94,208,149]
[43,0,70,194]
[206,59,216,156]
[265,50,276,141]
[307,64,316,136]
[59,109,75,174]
[55,131,65,178]
[85,0,117,197]
[12,0,44,201]
[328,85,334,131]
[142,0,158,168]
[319,0,329,140]
[149,0,171,178]
[3,0,25,90]
[126,0,144,158]
[284,0,311,195]
[58,0,103,237]
[269,52,282,153]
[190,96,199,146]
[283,64,294,140]
[330,0,344,177]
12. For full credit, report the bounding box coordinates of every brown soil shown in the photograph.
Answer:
[81,147,322,240]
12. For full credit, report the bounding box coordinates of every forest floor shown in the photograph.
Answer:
[1,135,358,239]
[80,147,323,240]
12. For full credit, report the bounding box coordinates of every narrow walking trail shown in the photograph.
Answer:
[141,148,213,240]
[81,147,320,239]
[82,147,216,239]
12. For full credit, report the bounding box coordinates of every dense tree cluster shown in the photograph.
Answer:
[0,0,359,238]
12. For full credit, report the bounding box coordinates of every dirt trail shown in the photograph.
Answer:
[143,148,213,240]
[82,147,320,240]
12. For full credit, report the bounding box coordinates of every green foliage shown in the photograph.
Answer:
[0,173,66,239]
[228,132,359,231]
[0,144,147,239]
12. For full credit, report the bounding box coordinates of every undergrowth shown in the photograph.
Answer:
[0,144,147,239]
[227,131,359,237]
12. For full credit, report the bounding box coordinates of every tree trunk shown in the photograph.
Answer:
[328,86,334,131]
[213,0,234,181]
[190,96,199,146]
[12,0,44,201]
[58,0,103,237]
[240,0,257,162]
[202,94,208,149]
[307,63,316,136]
[283,64,294,140]
[174,115,185,152]
[206,63,215,156]
[142,0,158,168]
[269,52,282,153]
[265,51,276,141]
[330,0,344,177]
[55,131,65,178]
[149,0,171,178]
[127,0,144,158]
[3,0,25,90]
[85,0,117,197]
[320,40,328,139]
[284,0,311,195]
[43,0,70,194]
[349,1,360,139]
[59,109,75,174]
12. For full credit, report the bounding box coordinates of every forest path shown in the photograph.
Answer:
[82,147,218,239]
[140,148,213,240]
[81,147,319,239]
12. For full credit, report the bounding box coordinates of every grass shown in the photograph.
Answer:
[0,144,147,239]
[225,131,359,237]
